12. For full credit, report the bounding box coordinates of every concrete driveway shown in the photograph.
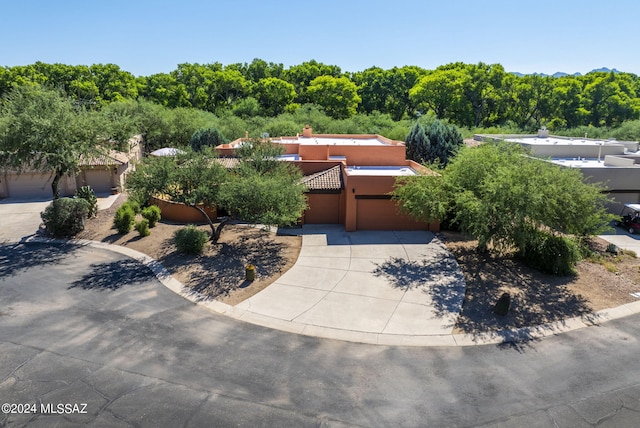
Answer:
[0,198,51,242]
[0,195,119,242]
[235,225,466,344]
[600,225,640,254]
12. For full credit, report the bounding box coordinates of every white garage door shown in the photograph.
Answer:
[6,173,53,200]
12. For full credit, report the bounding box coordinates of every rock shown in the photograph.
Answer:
[494,292,511,316]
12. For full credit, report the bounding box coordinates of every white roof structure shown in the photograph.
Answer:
[345,166,417,176]
[150,147,185,157]
[296,137,388,146]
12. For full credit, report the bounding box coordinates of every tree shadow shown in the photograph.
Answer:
[372,253,466,318]
[69,259,155,291]
[0,242,80,279]
[450,246,595,343]
[158,230,288,301]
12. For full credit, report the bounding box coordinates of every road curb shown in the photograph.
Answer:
[15,236,640,347]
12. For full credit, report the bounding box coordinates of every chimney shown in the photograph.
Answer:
[537,126,549,138]
[302,124,312,138]
[245,131,249,139]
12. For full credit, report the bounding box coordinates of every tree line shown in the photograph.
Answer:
[2,59,640,133]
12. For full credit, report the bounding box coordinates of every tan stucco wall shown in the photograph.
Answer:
[149,197,217,224]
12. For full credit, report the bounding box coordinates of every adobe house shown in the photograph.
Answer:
[0,135,143,199]
[216,126,439,232]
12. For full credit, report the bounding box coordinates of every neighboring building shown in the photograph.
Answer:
[475,130,640,213]
[0,135,143,199]
[216,125,439,232]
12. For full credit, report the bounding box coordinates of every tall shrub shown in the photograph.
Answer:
[114,204,136,234]
[41,198,90,237]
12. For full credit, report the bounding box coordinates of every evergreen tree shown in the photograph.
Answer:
[405,119,463,165]
[189,127,229,151]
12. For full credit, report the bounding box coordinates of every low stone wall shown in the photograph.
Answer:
[149,197,217,224]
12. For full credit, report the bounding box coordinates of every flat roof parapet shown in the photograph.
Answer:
[345,166,418,176]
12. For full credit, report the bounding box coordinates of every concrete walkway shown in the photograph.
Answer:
[234,225,466,345]
[599,226,640,255]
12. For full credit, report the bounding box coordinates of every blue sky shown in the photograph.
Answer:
[2,0,639,76]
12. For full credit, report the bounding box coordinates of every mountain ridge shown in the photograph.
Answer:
[510,67,621,78]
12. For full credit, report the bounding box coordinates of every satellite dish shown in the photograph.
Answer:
[261,132,269,138]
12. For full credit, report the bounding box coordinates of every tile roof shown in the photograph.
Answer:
[79,150,129,166]
[215,157,240,169]
[301,165,343,191]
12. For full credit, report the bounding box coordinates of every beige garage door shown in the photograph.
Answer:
[81,169,112,194]
[6,173,53,200]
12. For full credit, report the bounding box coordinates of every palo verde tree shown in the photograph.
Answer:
[0,85,105,199]
[393,143,614,274]
[126,147,228,241]
[218,139,307,232]
[126,143,307,243]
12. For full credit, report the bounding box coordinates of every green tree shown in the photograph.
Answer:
[252,77,297,116]
[0,85,104,198]
[219,140,307,231]
[504,74,554,129]
[405,119,463,165]
[409,68,466,120]
[394,143,612,273]
[139,73,190,108]
[89,63,138,104]
[284,60,342,104]
[306,76,361,119]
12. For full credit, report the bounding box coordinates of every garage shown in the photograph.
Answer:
[79,168,113,194]
[5,173,53,200]
[305,193,342,224]
[355,196,427,230]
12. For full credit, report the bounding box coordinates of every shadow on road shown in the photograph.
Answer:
[0,242,80,279]
[69,259,155,291]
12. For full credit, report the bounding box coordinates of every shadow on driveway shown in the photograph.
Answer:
[372,254,465,317]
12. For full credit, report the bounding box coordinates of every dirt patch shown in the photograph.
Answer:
[76,195,301,306]
[439,231,640,334]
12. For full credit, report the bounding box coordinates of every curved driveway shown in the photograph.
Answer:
[235,225,466,344]
[1,242,640,427]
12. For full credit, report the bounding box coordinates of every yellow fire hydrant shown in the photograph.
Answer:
[245,264,256,281]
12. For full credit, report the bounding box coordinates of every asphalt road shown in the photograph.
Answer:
[1,242,639,427]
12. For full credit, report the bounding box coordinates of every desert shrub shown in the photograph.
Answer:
[141,205,161,227]
[134,219,150,237]
[75,186,98,218]
[41,197,90,237]
[121,200,141,214]
[521,232,581,276]
[605,243,619,255]
[174,225,208,255]
[114,204,136,234]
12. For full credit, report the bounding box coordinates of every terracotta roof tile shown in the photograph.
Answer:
[215,157,240,168]
[301,165,343,191]
[79,150,129,166]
